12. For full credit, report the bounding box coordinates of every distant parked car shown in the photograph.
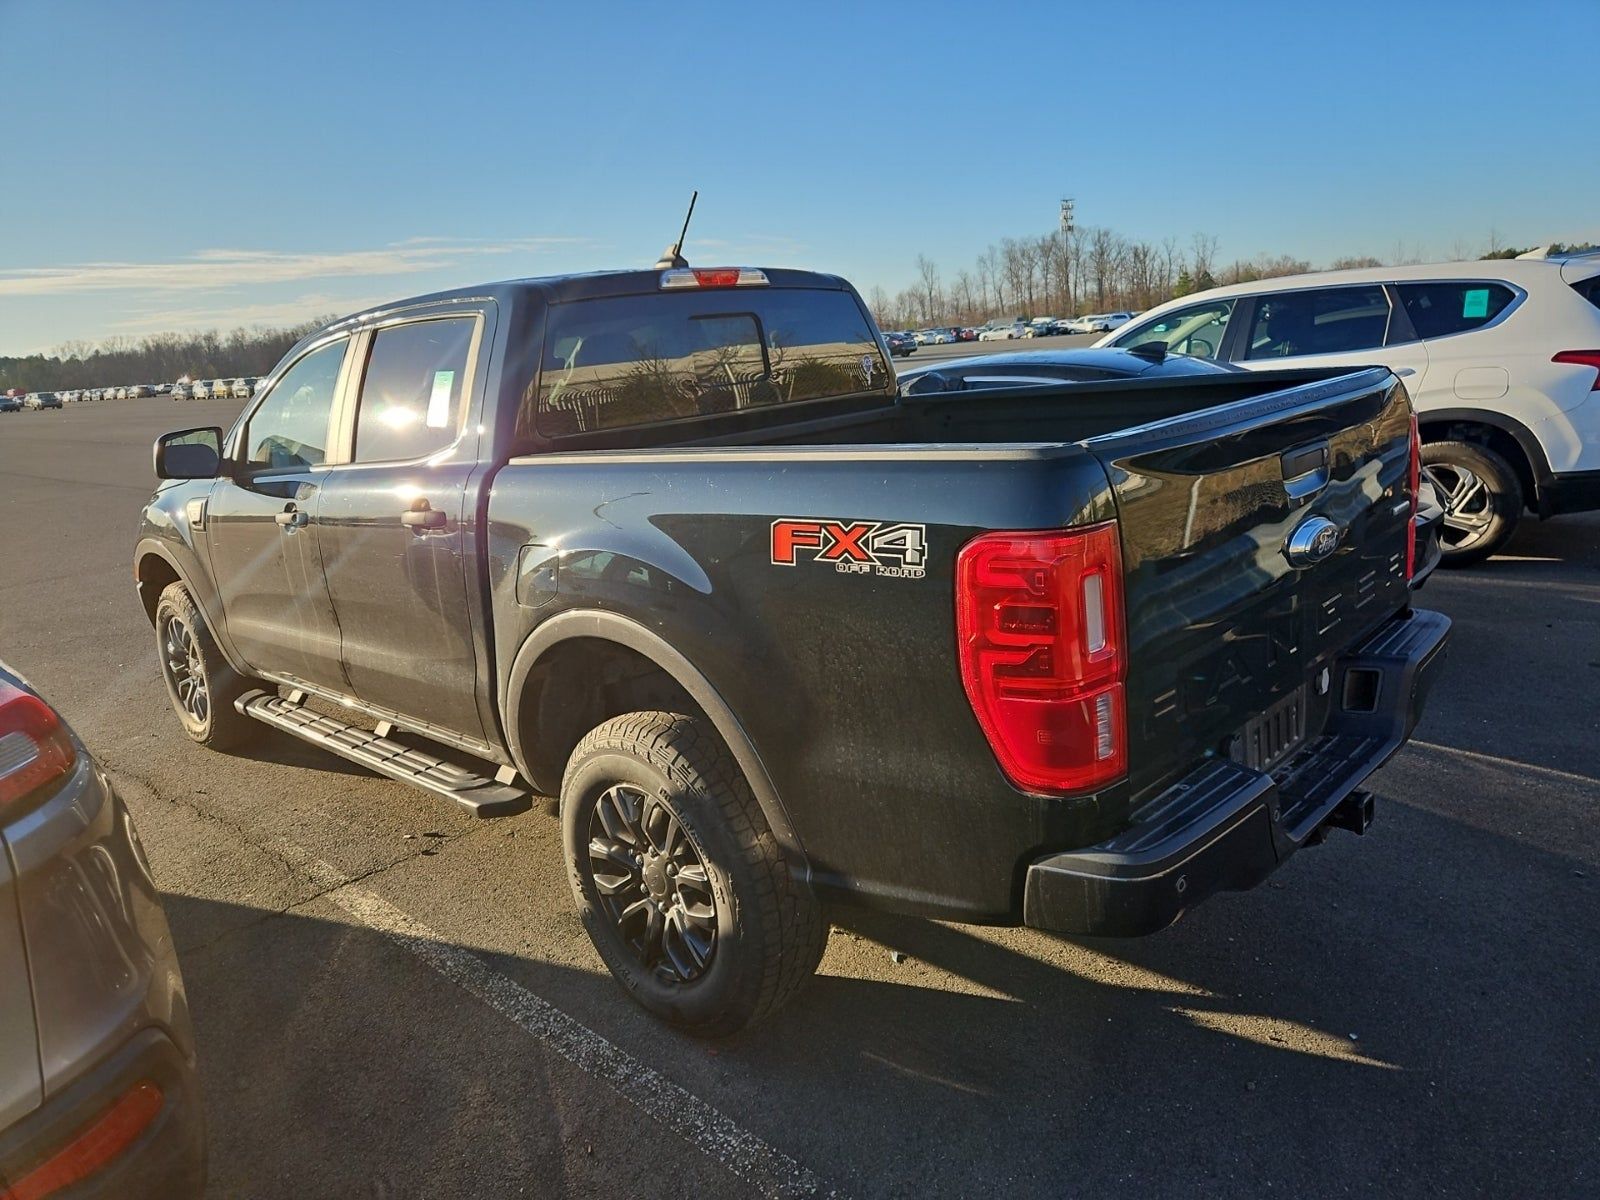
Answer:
[1100,312,1134,332]
[190,380,211,400]
[230,378,255,398]
[171,382,192,401]
[956,327,978,342]
[1024,318,1058,338]
[977,321,1027,341]
[26,392,63,410]
[125,384,151,399]
[0,663,206,1198]
[917,328,954,345]
[882,331,917,358]
[0,395,21,413]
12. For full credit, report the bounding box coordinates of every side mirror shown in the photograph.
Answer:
[154,427,224,480]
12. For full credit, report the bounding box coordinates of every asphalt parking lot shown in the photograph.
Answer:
[1,391,1596,1198]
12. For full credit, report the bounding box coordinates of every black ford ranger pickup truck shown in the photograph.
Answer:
[135,265,1448,1034]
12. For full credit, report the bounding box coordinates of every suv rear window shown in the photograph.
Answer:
[1570,274,1600,313]
[533,287,890,438]
[1394,281,1516,339]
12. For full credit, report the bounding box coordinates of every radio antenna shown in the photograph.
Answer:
[655,190,699,269]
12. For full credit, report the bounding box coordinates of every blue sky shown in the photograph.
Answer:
[2,0,1596,355]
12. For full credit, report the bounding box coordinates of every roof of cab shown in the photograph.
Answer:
[272,265,855,368]
[331,266,850,327]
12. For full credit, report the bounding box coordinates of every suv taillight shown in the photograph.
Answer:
[955,522,1126,794]
[1552,349,1600,390]
[1406,410,1421,581]
[0,680,77,809]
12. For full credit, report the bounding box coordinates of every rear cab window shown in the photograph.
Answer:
[1393,281,1517,339]
[531,286,892,440]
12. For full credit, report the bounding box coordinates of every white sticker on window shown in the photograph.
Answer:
[426,370,455,428]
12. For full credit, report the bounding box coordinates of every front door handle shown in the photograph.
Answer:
[275,507,308,528]
[401,503,447,530]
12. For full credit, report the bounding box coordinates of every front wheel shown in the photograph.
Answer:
[562,712,826,1036]
[153,582,260,748]
[1421,440,1522,566]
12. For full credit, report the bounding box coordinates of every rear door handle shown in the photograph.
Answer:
[401,504,447,530]
[275,507,308,528]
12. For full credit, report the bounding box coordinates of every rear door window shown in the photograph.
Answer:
[1244,286,1390,360]
[534,287,890,438]
[1394,281,1518,338]
[351,317,476,462]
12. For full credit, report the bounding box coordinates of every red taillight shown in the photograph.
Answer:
[955,522,1126,794]
[0,681,77,809]
[1406,410,1421,581]
[1552,349,1600,390]
[0,1081,163,1200]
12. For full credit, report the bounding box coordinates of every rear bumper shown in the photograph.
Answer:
[0,1028,204,1199]
[1543,469,1600,516]
[1023,608,1451,937]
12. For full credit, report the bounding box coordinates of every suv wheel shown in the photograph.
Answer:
[562,711,826,1036]
[1421,441,1522,567]
[154,582,259,749]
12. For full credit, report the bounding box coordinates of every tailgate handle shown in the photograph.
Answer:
[1281,442,1330,501]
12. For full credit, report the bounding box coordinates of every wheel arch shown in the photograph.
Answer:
[1417,407,1553,515]
[134,544,183,626]
[503,610,807,868]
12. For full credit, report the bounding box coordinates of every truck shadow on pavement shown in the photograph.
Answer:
[157,780,1596,1199]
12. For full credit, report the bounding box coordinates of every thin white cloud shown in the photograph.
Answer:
[0,236,588,297]
[104,292,390,336]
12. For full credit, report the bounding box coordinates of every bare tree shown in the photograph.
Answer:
[1190,233,1220,285]
[915,255,944,323]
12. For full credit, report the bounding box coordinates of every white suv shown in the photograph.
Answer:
[1100,252,1600,564]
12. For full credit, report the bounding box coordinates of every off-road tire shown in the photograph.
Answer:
[1422,440,1522,567]
[562,711,826,1036]
[153,582,259,749]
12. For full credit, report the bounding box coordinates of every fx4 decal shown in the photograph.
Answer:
[770,519,928,580]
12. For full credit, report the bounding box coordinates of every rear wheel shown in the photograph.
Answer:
[562,712,826,1036]
[154,582,259,749]
[1421,440,1522,566]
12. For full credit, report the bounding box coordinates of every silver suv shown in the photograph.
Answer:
[0,664,204,1197]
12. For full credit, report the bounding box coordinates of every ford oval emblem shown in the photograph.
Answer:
[1285,515,1345,568]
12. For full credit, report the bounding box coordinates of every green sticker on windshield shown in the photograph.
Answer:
[426,370,455,428]
[1462,288,1490,319]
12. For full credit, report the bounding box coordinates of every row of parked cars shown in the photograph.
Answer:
[979,312,1138,340]
[882,314,1140,356]
[0,378,260,411]
[172,378,259,401]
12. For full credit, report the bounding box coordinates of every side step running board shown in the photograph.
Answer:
[235,690,532,818]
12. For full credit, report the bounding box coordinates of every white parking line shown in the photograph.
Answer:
[1406,740,1599,790]
[273,843,841,1200]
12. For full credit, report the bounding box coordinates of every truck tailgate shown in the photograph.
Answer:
[1086,367,1416,801]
